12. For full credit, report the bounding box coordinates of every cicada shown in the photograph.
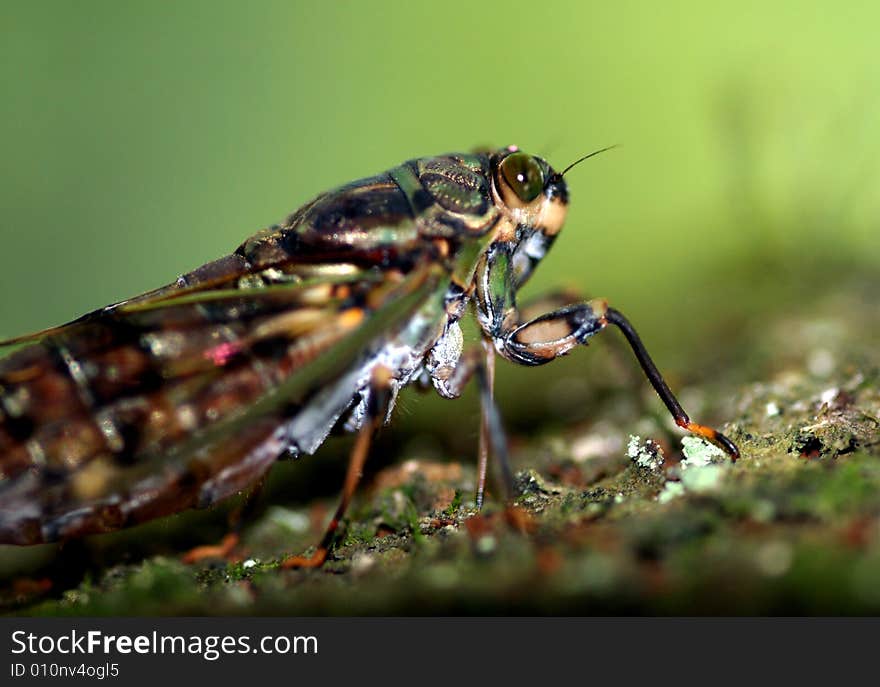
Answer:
[0,146,738,566]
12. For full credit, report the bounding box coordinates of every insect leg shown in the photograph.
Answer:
[477,244,737,457]
[180,533,240,565]
[476,338,495,510]
[602,308,739,458]
[281,365,395,569]
[437,343,514,508]
[495,299,739,459]
[476,244,739,462]
[180,475,267,564]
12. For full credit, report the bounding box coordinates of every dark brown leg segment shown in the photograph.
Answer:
[281,365,394,568]
[603,308,739,459]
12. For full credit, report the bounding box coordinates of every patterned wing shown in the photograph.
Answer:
[0,262,446,543]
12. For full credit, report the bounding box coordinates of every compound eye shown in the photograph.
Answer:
[498,152,545,206]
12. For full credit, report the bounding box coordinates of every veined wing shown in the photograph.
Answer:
[0,261,447,543]
[0,170,427,349]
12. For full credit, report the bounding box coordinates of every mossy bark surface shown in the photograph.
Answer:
[2,276,879,616]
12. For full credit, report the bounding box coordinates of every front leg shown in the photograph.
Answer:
[428,339,513,508]
[476,245,739,459]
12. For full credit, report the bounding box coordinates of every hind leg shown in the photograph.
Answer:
[281,366,395,569]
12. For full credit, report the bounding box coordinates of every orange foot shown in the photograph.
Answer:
[12,577,53,598]
[181,533,241,565]
[280,547,328,569]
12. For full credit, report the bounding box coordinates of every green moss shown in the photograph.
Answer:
[443,490,463,517]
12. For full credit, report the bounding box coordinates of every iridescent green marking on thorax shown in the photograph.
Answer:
[387,154,501,288]
[390,156,499,238]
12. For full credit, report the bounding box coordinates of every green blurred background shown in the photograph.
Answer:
[1,1,878,431]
